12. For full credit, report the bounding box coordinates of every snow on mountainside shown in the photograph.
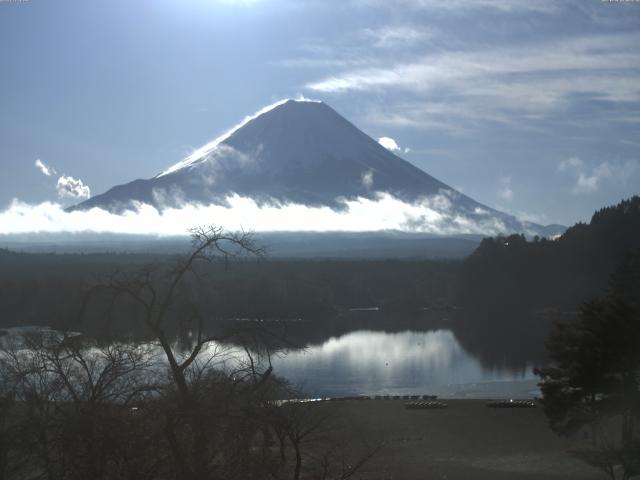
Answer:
[71,99,563,237]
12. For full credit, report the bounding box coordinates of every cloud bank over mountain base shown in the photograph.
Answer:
[0,192,530,237]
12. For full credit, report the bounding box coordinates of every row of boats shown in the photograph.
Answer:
[404,399,537,410]
[487,399,537,408]
[404,401,448,410]
[328,394,439,401]
[288,396,537,409]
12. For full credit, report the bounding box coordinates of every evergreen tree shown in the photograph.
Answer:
[536,251,640,479]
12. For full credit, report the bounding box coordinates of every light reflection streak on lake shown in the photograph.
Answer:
[267,330,536,397]
[1,327,538,398]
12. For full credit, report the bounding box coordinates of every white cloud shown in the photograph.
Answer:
[34,159,56,177]
[498,176,513,201]
[0,193,510,236]
[56,176,91,200]
[574,172,599,193]
[558,157,638,194]
[573,163,615,194]
[378,136,402,152]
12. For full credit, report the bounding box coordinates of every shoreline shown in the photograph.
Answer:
[284,378,542,401]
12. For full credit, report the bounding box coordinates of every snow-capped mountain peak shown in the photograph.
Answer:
[71,99,563,237]
[157,98,323,178]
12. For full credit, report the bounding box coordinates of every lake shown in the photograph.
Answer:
[0,324,541,399]
[269,329,539,399]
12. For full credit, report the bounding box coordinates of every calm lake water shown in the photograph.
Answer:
[1,325,540,399]
[270,329,538,399]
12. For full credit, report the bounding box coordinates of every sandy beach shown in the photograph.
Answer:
[324,399,604,480]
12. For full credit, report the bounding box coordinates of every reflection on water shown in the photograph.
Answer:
[271,329,537,398]
[0,325,540,399]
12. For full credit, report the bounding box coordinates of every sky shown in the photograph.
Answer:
[0,0,639,229]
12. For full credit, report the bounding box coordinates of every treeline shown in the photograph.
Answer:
[0,250,458,335]
[450,196,640,368]
[457,196,640,313]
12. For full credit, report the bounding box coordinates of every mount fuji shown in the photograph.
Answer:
[72,99,563,237]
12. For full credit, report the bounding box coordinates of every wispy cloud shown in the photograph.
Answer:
[275,39,370,70]
[307,33,639,93]
[363,100,515,134]
[34,159,56,177]
[495,205,549,226]
[558,157,584,172]
[306,32,640,121]
[361,170,374,189]
[56,176,91,200]
[362,26,433,49]
[351,0,560,14]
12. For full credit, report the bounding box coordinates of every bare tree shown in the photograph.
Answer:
[0,330,161,480]
[0,226,379,480]
[78,226,271,479]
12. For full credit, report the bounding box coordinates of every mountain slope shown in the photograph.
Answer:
[72,99,562,237]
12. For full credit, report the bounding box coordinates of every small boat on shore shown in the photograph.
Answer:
[405,401,448,410]
[487,399,536,408]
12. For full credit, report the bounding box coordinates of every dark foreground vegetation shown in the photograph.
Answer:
[0,331,378,480]
[535,251,640,480]
[0,227,378,480]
